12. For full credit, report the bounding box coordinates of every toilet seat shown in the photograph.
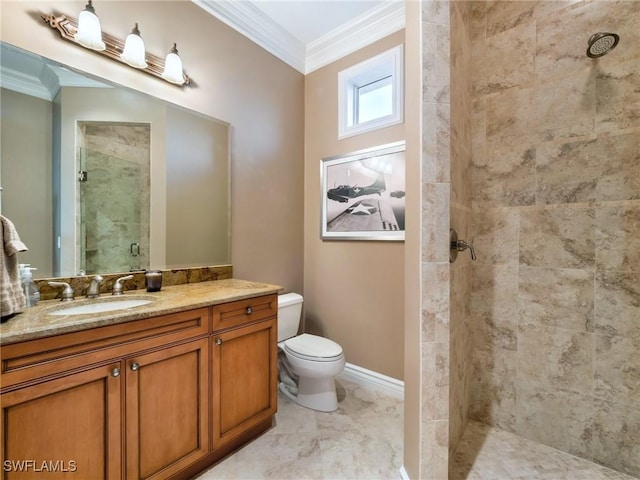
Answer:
[284,334,343,362]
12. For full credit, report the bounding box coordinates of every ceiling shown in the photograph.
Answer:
[0,0,405,97]
[195,0,405,74]
[251,1,385,45]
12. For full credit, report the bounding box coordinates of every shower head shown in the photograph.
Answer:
[587,32,619,58]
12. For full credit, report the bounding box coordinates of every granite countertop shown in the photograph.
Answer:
[0,278,282,346]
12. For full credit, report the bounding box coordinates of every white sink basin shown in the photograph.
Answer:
[50,299,154,316]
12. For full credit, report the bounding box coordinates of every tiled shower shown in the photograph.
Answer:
[438,0,639,478]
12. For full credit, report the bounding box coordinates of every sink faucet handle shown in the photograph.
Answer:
[48,281,75,301]
[112,275,134,296]
[86,275,104,299]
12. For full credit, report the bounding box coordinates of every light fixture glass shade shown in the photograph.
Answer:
[162,44,185,85]
[120,23,147,69]
[74,1,106,51]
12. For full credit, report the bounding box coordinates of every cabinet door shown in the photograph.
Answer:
[212,318,277,447]
[0,363,122,480]
[125,338,209,480]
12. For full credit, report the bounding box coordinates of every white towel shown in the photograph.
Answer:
[1,215,28,318]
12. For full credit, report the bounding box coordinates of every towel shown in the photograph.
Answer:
[1,215,28,319]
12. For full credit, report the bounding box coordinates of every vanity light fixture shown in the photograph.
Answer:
[41,7,192,86]
[162,44,185,85]
[120,23,148,69]
[74,0,105,51]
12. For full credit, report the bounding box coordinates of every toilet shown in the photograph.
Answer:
[277,293,345,412]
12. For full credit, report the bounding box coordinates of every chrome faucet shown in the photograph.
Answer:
[454,239,477,261]
[48,281,74,301]
[86,275,104,299]
[450,228,477,263]
[112,275,134,296]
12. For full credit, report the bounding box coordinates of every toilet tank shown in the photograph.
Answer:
[277,293,303,342]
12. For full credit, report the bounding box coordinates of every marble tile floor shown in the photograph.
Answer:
[196,379,637,480]
[450,421,639,480]
[196,377,404,480]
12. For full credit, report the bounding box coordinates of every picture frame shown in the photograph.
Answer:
[320,141,406,241]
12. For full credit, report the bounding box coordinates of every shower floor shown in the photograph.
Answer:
[451,421,638,480]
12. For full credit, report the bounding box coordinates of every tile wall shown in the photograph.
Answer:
[419,0,476,474]
[420,1,453,477]
[469,1,639,476]
[449,0,474,463]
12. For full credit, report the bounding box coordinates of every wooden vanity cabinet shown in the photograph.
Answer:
[0,293,279,480]
[1,308,210,480]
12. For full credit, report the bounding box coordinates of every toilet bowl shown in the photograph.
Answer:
[277,293,345,412]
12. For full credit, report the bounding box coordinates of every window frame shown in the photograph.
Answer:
[338,45,404,139]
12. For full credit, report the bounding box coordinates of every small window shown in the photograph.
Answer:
[357,76,393,123]
[338,45,403,139]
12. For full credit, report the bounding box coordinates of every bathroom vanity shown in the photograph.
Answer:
[0,279,280,480]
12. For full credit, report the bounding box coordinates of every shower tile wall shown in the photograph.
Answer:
[449,0,474,464]
[420,1,452,478]
[469,1,639,477]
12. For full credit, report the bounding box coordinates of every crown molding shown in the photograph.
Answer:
[305,1,405,74]
[39,65,62,99]
[49,65,113,89]
[0,64,112,101]
[1,43,112,100]
[194,0,306,73]
[0,65,58,101]
[193,1,405,75]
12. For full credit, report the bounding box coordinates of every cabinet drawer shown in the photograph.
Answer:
[1,308,209,390]
[212,294,277,331]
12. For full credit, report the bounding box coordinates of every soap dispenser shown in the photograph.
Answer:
[18,264,30,281]
[21,266,40,307]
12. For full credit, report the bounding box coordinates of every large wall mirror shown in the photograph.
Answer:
[0,42,230,279]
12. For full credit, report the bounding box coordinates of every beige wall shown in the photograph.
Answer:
[304,31,405,380]
[166,106,230,267]
[0,1,304,292]
[0,88,54,277]
[469,1,640,476]
[402,2,423,477]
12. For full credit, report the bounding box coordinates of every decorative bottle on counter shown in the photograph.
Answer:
[21,266,40,307]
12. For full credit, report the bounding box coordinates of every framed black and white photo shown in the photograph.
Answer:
[321,141,406,241]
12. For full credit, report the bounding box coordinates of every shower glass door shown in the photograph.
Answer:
[78,122,150,275]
